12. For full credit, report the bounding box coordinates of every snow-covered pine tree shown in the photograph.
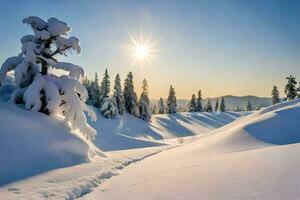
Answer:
[123,72,139,117]
[246,101,253,111]
[138,79,151,121]
[204,100,212,112]
[100,97,117,118]
[99,68,110,106]
[0,16,96,141]
[271,85,280,105]
[166,85,177,113]
[158,97,165,114]
[214,98,219,112]
[188,94,197,112]
[219,97,226,112]
[89,72,101,107]
[113,73,124,114]
[152,104,157,114]
[196,90,203,112]
[285,75,297,100]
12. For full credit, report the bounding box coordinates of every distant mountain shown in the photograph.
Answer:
[150,95,272,111]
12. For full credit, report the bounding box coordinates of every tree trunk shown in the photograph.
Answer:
[41,62,48,75]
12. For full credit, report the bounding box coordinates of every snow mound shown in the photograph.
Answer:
[192,99,300,153]
[0,101,90,186]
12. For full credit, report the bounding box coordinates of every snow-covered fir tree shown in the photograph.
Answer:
[214,98,219,112]
[204,100,212,112]
[123,72,139,117]
[0,16,96,141]
[188,94,197,112]
[246,101,253,111]
[138,79,151,121]
[158,97,165,114]
[100,97,117,118]
[113,73,124,114]
[166,85,177,113]
[219,97,226,112]
[88,72,101,107]
[271,85,280,105]
[285,75,297,100]
[99,68,110,106]
[196,90,203,112]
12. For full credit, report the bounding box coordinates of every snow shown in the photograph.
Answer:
[0,97,244,197]
[47,17,70,36]
[0,101,90,186]
[82,99,300,200]
[23,16,48,31]
[3,92,298,200]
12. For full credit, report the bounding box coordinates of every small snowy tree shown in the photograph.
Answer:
[139,79,151,121]
[214,98,219,112]
[158,97,165,114]
[188,94,197,112]
[271,85,280,105]
[0,16,96,141]
[285,75,297,100]
[113,73,124,114]
[123,72,139,117]
[246,101,253,111]
[219,97,226,112]
[166,85,177,113]
[204,100,212,112]
[196,90,203,112]
[99,68,110,106]
[100,97,117,118]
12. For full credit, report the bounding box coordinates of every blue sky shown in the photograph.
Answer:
[0,0,299,98]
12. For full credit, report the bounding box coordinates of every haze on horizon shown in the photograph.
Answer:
[0,0,299,99]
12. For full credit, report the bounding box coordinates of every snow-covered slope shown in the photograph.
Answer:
[0,101,246,187]
[82,100,300,200]
[91,109,248,151]
[0,102,90,186]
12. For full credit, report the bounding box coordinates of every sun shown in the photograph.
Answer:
[134,45,149,60]
[120,28,160,66]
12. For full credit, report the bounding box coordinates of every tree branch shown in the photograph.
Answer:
[50,46,72,57]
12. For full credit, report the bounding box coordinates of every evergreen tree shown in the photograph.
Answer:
[100,97,117,118]
[139,79,151,121]
[285,75,297,100]
[99,68,110,106]
[0,16,97,140]
[89,72,101,107]
[297,82,300,98]
[113,74,124,114]
[166,85,177,113]
[158,97,165,114]
[271,85,280,105]
[220,97,226,112]
[196,90,203,112]
[205,100,212,112]
[123,72,139,117]
[214,98,219,112]
[246,101,253,111]
[188,94,197,112]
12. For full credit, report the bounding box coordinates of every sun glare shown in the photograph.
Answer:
[120,28,160,66]
[134,45,149,60]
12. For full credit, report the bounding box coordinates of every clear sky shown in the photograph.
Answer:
[0,0,299,99]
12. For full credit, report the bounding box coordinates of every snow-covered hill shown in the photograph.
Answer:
[83,99,300,200]
[0,100,246,187]
[90,109,248,151]
[0,102,90,186]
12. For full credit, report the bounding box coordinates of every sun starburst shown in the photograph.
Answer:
[120,28,160,67]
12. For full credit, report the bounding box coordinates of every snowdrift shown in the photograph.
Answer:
[89,109,247,151]
[0,102,90,186]
[190,99,300,153]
